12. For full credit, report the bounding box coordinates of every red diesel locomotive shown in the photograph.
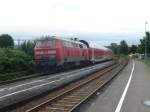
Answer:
[34,36,113,70]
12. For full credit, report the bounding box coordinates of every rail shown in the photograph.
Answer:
[13,59,127,112]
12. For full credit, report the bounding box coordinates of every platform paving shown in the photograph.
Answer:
[79,60,150,112]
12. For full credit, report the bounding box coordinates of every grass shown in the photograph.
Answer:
[142,59,150,67]
[133,57,150,70]
[0,71,29,82]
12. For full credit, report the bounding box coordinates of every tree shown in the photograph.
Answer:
[109,43,119,54]
[0,34,14,48]
[138,39,145,54]
[145,32,150,55]
[137,32,150,55]
[119,40,129,55]
[130,45,138,53]
[18,40,35,57]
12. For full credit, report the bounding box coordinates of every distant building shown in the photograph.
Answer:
[129,53,144,59]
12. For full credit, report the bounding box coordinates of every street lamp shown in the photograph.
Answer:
[145,22,148,59]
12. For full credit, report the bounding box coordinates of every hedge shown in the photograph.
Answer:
[0,48,35,73]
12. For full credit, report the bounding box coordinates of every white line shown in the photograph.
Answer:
[0,61,112,98]
[0,67,87,99]
[115,60,135,112]
[0,64,96,91]
[0,68,90,99]
[0,79,61,99]
[0,61,109,91]
[0,70,77,91]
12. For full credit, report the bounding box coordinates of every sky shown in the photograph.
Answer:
[0,0,150,45]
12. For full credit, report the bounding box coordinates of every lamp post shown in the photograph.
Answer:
[145,22,148,59]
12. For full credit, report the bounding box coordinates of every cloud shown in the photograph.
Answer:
[0,0,150,32]
[0,0,149,45]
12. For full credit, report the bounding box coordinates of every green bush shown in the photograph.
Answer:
[0,48,35,73]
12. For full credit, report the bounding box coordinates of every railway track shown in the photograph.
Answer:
[12,59,128,112]
[0,61,114,110]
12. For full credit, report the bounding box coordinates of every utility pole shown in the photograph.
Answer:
[145,22,148,59]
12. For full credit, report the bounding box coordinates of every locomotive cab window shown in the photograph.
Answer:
[36,40,56,48]
[36,41,46,48]
[47,40,55,46]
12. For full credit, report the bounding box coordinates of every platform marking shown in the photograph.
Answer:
[115,60,135,112]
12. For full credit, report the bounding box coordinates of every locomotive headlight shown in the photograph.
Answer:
[48,50,56,54]
[36,51,44,55]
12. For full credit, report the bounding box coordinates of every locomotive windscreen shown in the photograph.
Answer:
[36,40,55,48]
[36,41,46,48]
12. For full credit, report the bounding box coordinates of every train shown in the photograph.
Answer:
[34,36,113,71]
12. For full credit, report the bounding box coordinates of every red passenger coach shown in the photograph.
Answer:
[88,42,113,63]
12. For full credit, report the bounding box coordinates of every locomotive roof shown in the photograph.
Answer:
[38,36,85,45]
[58,37,85,45]
[37,36,111,51]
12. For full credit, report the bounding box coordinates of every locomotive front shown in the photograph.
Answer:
[34,37,63,71]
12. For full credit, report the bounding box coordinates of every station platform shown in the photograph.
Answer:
[79,60,150,112]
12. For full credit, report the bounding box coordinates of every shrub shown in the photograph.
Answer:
[0,48,35,73]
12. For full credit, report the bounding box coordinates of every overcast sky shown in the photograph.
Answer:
[0,0,150,45]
